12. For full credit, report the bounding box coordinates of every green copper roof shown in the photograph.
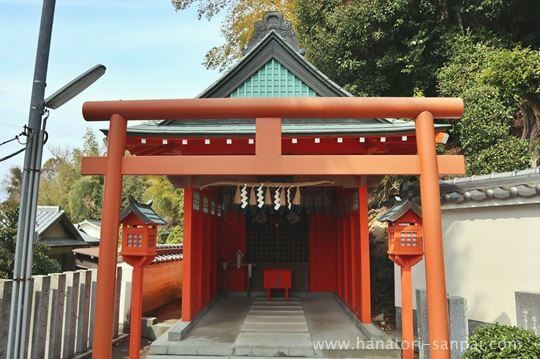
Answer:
[121,118,449,136]
[229,59,317,98]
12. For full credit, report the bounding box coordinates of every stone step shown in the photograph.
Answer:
[253,299,300,303]
[251,303,302,308]
[244,318,306,324]
[241,322,309,333]
[149,354,401,359]
[249,310,304,315]
[234,332,315,357]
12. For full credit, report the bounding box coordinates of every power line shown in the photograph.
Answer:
[0,129,31,162]
[0,130,26,147]
[0,147,25,162]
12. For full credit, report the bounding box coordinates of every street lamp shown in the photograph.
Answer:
[8,62,107,358]
[7,1,107,357]
[44,64,106,109]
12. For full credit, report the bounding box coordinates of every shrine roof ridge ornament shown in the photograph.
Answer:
[245,11,303,54]
[82,97,464,122]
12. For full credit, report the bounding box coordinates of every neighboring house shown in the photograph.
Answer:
[394,166,540,328]
[35,206,89,271]
[76,219,101,246]
[72,246,100,269]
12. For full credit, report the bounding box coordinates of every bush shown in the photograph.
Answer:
[458,86,513,156]
[158,225,184,244]
[437,38,535,174]
[32,243,61,275]
[464,323,540,358]
[467,137,531,175]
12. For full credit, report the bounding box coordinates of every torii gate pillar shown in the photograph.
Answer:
[416,111,450,359]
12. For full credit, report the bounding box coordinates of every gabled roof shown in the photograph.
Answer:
[35,206,86,245]
[120,196,167,225]
[196,30,353,99]
[78,219,101,228]
[378,199,422,222]
[77,229,100,245]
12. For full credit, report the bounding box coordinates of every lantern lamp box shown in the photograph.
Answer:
[379,199,423,257]
[120,195,167,258]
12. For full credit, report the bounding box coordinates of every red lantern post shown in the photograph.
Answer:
[379,200,424,359]
[119,196,166,359]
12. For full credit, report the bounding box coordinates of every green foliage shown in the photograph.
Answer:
[68,176,103,222]
[480,46,540,107]
[31,242,61,276]
[464,323,540,358]
[1,166,22,203]
[467,138,531,175]
[438,37,535,173]
[296,0,540,97]
[144,177,183,226]
[456,86,512,154]
[172,0,296,71]
[296,0,445,96]
[121,175,149,211]
[0,200,60,279]
[145,178,184,243]
[158,225,184,244]
[39,128,104,222]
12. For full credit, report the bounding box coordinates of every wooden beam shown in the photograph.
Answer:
[256,117,282,155]
[83,97,464,121]
[81,154,465,176]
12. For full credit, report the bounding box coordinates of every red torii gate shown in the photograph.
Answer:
[80,97,465,359]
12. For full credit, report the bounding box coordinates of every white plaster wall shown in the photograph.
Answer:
[394,201,540,325]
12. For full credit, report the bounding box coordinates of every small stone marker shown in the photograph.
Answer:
[415,289,468,359]
[515,291,540,334]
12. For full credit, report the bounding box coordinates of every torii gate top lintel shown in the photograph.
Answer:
[82,97,464,121]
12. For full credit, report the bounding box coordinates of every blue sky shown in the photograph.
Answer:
[0,0,223,197]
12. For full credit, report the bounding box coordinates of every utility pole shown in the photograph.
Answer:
[7,0,56,357]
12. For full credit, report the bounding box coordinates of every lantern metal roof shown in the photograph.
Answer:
[120,195,167,225]
[378,199,422,222]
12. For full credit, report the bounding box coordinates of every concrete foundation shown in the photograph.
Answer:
[149,295,400,358]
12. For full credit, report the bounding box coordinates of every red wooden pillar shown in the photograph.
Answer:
[197,194,204,311]
[211,194,218,297]
[343,203,351,306]
[401,264,414,359]
[358,177,372,323]
[205,196,210,303]
[128,264,144,359]
[336,207,343,299]
[182,188,194,321]
[350,194,359,314]
[416,111,450,358]
[201,208,206,306]
[92,114,126,359]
